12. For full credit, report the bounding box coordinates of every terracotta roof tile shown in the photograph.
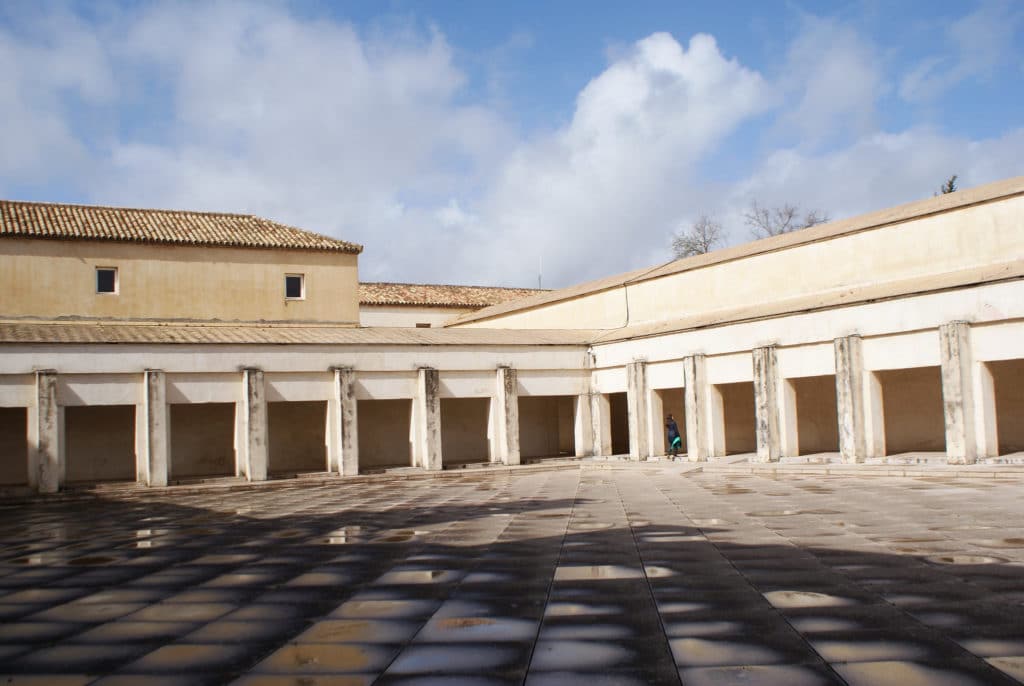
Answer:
[0,200,362,254]
[359,282,547,308]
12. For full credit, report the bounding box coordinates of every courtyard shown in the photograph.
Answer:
[0,464,1023,685]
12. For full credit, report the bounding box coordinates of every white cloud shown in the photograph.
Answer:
[899,1,1023,102]
[774,15,883,146]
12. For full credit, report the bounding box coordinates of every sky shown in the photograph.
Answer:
[1,1,1022,290]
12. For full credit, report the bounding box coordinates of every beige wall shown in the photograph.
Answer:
[357,399,412,470]
[440,397,490,465]
[0,238,359,323]
[792,375,839,454]
[455,193,1024,330]
[718,382,756,455]
[990,359,1024,453]
[65,405,136,482]
[268,401,327,473]
[0,407,27,485]
[519,395,575,459]
[878,367,945,453]
[359,305,474,328]
[170,403,236,478]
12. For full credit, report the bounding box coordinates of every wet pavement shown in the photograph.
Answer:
[1,465,1023,684]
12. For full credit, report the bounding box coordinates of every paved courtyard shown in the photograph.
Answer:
[1,465,1023,685]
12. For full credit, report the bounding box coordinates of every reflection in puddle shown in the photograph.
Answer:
[531,640,633,669]
[554,565,643,581]
[670,638,787,667]
[764,590,857,608]
[374,569,462,584]
[925,554,1008,565]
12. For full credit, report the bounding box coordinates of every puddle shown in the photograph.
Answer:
[423,616,537,642]
[790,616,862,632]
[545,602,620,617]
[644,565,676,578]
[667,620,743,637]
[295,619,416,643]
[387,644,521,673]
[554,565,643,581]
[531,640,633,670]
[925,554,1009,565]
[974,538,1024,549]
[570,522,614,530]
[691,519,733,527]
[748,510,800,517]
[374,569,462,584]
[835,660,994,686]
[812,639,931,663]
[256,643,389,673]
[764,590,857,608]
[657,601,709,613]
[670,638,788,667]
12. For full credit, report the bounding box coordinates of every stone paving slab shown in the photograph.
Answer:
[0,465,1023,684]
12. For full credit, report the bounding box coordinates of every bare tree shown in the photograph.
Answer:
[672,214,724,258]
[937,174,958,195]
[744,200,829,239]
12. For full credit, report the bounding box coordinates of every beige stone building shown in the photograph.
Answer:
[1,176,1022,495]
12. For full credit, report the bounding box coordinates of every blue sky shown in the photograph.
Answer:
[1,1,1022,288]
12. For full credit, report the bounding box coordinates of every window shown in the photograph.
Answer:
[415,323,432,328]
[285,274,305,300]
[96,267,118,294]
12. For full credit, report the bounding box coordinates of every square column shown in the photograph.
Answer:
[683,355,709,461]
[28,370,63,494]
[834,335,867,463]
[573,394,593,457]
[413,367,442,471]
[590,392,611,456]
[626,361,649,461]
[328,367,359,476]
[648,388,666,457]
[753,346,782,462]
[940,321,978,464]
[493,366,520,466]
[240,368,268,481]
[973,362,998,460]
[140,370,169,487]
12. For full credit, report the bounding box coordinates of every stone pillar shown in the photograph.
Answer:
[973,362,999,460]
[626,361,649,460]
[590,392,611,456]
[834,335,867,463]
[241,368,268,481]
[414,367,442,471]
[493,366,520,466]
[940,321,978,464]
[683,355,709,461]
[28,370,62,494]
[141,370,169,487]
[574,394,592,457]
[752,346,783,462]
[648,388,666,457]
[328,367,358,476]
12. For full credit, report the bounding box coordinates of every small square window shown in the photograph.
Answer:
[285,274,305,300]
[415,323,431,328]
[96,267,117,294]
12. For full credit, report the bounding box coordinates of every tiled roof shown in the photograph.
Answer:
[359,282,547,308]
[0,200,362,254]
[0,321,594,346]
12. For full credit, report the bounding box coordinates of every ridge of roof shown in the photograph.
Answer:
[449,175,1024,326]
[0,199,363,254]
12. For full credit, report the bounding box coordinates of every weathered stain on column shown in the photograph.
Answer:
[940,321,977,465]
[753,346,782,463]
[834,335,866,463]
[496,366,520,465]
[143,369,169,487]
[335,367,359,476]
[416,367,442,471]
[626,360,649,460]
[242,368,268,481]
[29,370,61,494]
[683,354,708,462]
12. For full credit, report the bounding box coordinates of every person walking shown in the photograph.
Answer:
[666,414,682,459]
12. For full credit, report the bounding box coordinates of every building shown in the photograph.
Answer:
[1,176,1023,495]
[358,282,545,327]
